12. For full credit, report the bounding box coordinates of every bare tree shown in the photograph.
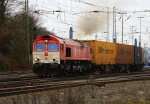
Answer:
[0,0,20,26]
[0,0,9,26]
[0,0,51,71]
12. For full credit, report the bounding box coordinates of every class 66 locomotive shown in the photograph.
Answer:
[32,34,92,77]
[32,34,144,77]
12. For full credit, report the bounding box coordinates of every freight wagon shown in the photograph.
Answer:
[84,40,144,73]
[83,40,117,73]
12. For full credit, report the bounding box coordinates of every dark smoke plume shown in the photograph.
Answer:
[76,9,107,38]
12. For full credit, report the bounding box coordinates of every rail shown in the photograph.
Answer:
[0,70,150,97]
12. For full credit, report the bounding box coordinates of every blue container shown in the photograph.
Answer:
[144,48,150,66]
[134,46,142,65]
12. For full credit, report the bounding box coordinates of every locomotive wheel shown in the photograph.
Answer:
[84,64,88,71]
[87,63,93,73]
[83,65,88,74]
[45,66,51,77]
[42,67,49,77]
[72,66,78,75]
[79,65,84,75]
[33,64,39,73]
[81,65,87,75]
[85,64,90,73]
[40,65,59,77]
[78,65,81,73]
[65,65,74,75]
[57,65,65,77]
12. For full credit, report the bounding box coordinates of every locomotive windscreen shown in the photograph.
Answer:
[35,43,45,51]
[48,43,58,51]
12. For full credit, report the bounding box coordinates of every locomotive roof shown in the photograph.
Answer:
[33,34,88,47]
[54,35,88,47]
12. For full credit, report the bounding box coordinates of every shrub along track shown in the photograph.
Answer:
[0,68,150,97]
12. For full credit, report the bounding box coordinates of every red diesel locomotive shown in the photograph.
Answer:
[32,34,92,77]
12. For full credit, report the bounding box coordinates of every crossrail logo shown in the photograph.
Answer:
[98,47,114,54]
[99,47,105,53]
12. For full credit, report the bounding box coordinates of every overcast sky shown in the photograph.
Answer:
[26,0,150,47]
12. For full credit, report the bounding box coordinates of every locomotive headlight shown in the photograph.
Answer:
[34,58,40,62]
[53,57,58,62]
[37,58,40,61]
[34,58,37,61]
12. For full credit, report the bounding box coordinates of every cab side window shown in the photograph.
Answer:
[66,47,71,57]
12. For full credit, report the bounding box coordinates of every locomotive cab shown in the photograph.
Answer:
[32,34,60,76]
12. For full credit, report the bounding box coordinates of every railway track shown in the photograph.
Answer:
[0,67,149,82]
[0,69,149,88]
[0,68,150,97]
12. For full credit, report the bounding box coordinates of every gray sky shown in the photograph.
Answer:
[27,0,150,47]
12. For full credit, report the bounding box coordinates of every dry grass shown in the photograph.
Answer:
[0,80,150,104]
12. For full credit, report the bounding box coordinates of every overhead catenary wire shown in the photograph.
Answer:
[27,0,150,45]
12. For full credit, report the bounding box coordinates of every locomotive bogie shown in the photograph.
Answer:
[33,63,60,77]
[60,60,92,75]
